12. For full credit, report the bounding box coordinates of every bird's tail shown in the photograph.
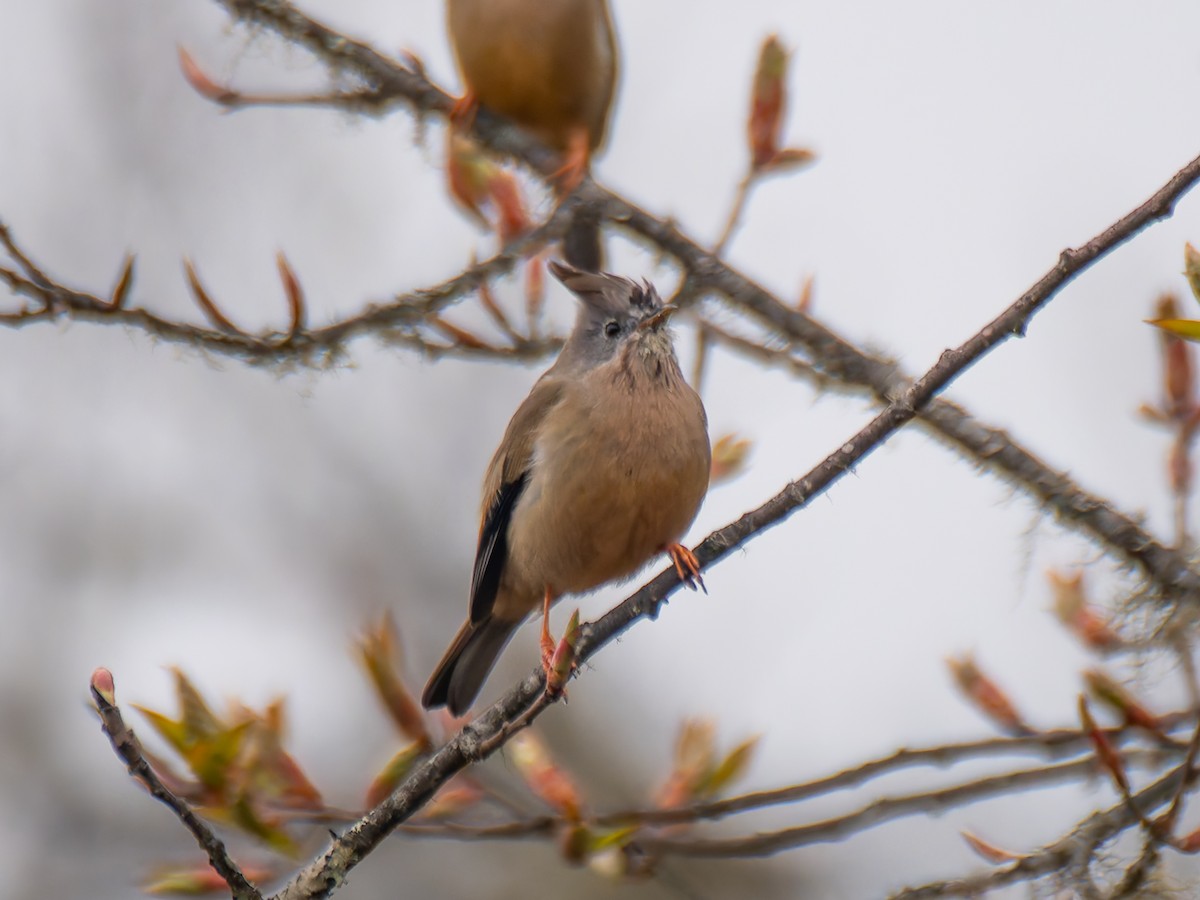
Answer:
[421,617,517,716]
[562,206,603,272]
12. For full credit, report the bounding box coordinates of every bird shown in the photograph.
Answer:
[422,262,711,715]
[445,0,618,271]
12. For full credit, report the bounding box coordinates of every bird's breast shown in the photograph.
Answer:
[505,375,710,597]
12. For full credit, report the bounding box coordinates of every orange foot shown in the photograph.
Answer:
[450,90,478,129]
[550,127,591,197]
[666,543,706,594]
[538,587,572,699]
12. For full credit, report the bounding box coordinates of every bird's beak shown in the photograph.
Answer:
[638,305,677,331]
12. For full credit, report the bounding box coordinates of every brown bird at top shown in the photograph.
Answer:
[446,0,618,271]
[422,262,711,716]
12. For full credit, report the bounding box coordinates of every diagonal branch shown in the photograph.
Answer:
[264,145,1200,899]
[705,321,1200,611]
[637,752,1167,859]
[591,175,1200,606]
[200,0,1200,614]
[593,711,1198,828]
[89,669,262,900]
[0,2,1181,629]
[888,761,1188,899]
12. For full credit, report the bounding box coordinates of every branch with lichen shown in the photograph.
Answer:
[0,216,565,368]
[29,2,1200,896]
[102,636,1200,897]
[268,145,1200,896]
[1,0,1193,627]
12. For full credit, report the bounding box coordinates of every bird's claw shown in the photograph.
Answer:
[667,543,706,593]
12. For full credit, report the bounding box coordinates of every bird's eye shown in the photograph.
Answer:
[604,320,620,338]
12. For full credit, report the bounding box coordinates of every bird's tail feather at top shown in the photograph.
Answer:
[562,207,603,272]
[421,617,518,716]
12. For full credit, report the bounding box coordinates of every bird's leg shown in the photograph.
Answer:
[665,542,706,594]
[539,587,579,700]
[450,89,478,129]
[538,586,558,674]
[551,127,591,196]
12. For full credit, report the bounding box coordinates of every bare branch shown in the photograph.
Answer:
[0,0,1188,632]
[261,143,1200,896]
[35,4,1200,893]
[89,668,261,900]
[712,170,756,258]
[707,312,1200,613]
[190,0,1200,617]
[594,712,1197,829]
[178,44,391,113]
[398,819,554,841]
[888,761,1188,899]
[0,218,564,366]
[638,753,1163,859]
[109,254,136,309]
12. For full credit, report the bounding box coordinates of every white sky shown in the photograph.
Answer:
[5,1,1200,898]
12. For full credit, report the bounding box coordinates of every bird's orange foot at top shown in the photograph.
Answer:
[551,127,591,196]
[666,542,706,593]
[538,587,574,698]
[450,90,478,128]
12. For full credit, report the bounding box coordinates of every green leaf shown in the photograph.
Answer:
[172,668,221,740]
[1148,318,1200,342]
[588,824,640,853]
[132,705,193,758]
[186,721,251,792]
[697,735,760,798]
[142,864,226,895]
[207,792,300,857]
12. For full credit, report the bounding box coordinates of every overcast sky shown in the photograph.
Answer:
[5,2,1200,898]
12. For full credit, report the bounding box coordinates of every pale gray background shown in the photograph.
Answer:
[4,1,1200,897]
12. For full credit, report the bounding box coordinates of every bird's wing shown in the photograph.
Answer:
[470,376,566,623]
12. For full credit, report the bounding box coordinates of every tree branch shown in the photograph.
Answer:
[39,3,1199,893]
[194,0,1200,613]
[594,712,1197,828]
[264,147,1200,900]
[0,0,1188,625]
[0,218,565,366]
[888,761,1188,899]
[704,319,1200,612]
[638,752,1166,859]
[88,669,262,900]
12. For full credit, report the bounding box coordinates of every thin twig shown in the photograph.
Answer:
[703,310,1200,610]
[888,761,1188,899]
[64,6,1192,897]
[398,818,554,841]
[712,169,756,257]
[0,218,564,366]
[202,0,1200,614]
[184,0,1200,619]
[1157,712,1200,838]
[0,221,53,289]
[89,669,261,900]
[594,713,1197,828]
[266,149,1200,900]
[638,753,1164,859]
[35,3,1200,894]
[0,0,1193,627]
[1110,840,1162,899]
